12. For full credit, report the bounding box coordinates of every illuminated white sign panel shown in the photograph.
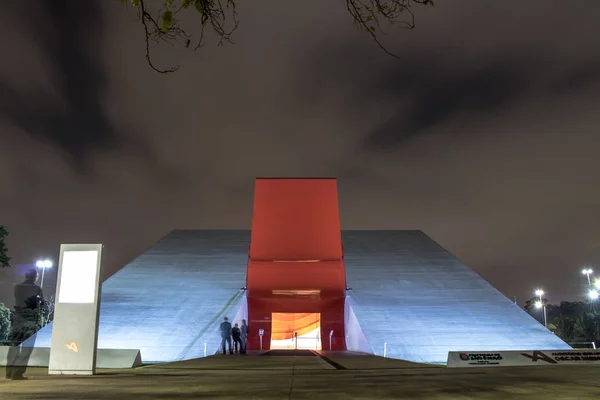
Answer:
[49,244,103,375]
[58,251,99,304]
[447,350,600,368]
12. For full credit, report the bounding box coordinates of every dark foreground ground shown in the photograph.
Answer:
[1,351,600,399]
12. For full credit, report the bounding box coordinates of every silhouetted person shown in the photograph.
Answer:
[231,323,241,354]
[219,317,233,355]
[240,319,248,354]
[6,269,44,380]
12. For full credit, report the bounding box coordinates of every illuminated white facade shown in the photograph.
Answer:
[28,230,571,364]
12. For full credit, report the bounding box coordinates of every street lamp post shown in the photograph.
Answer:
[582,268,593,288]
[35,259,53,290]
[583,268,597,311]
[589,289,599,313]
[534,289,547,328]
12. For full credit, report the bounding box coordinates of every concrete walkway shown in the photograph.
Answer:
[1,352,600,399]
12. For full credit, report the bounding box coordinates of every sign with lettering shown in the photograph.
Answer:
[49,244,104,375]
[448,350,600,368]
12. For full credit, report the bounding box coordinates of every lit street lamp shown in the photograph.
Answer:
[534,289,547,328]
[582,268,593,287]
[585,275,599,312]
[589,289,599,314]
[35,259,53,290]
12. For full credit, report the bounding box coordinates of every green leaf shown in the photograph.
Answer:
[182,0,193,8]
[131,0,141,6]
[162,11,173,31]
[196,0,211,14]
[196,0,214,13]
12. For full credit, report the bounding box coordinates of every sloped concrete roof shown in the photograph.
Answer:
[28,229,569,363]
[343,230,569,363]
[29,230,250,362]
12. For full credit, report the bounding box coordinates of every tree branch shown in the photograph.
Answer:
[346,0,433,58]
[139,0,180,73]
[125,0,432,73]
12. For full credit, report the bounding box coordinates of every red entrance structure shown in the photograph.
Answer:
[246,178,347,350]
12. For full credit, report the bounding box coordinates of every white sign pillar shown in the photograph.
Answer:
[48,244,104,375]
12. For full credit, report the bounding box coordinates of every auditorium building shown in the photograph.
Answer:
[30,178,570,363]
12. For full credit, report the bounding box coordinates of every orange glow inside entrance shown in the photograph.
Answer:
[270,313,321,350]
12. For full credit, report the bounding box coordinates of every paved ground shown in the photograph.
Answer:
[1,351,600,399]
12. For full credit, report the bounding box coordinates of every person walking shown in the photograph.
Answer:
[6,269,44,380]
[240,319,248,354]
[219,317,233,355]
[231,323,241,354]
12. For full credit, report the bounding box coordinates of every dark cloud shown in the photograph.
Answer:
[362,61,532,149]
[295,36,600,152]
[363,56,600,150]
[0,0,188,186]
[0,0,115,172]
[288,0,600,154]
[550,63,600,94]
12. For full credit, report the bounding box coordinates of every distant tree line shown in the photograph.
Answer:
[524,298,600,346]
[0,300,54,346]
[0,225,11,343]
[0,224,10,269]
[0,225,54,345]
[0,303,10,344]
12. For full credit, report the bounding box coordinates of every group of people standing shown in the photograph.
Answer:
[219,317,247,355]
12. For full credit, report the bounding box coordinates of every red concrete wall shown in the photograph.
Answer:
[249,178,343,261]
[246,260,345,297]
[246,178,346,351]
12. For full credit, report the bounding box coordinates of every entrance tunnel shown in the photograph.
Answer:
[245,178,346,351]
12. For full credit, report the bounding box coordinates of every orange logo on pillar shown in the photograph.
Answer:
[65,342,79,352]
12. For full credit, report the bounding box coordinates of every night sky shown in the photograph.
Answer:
[1,0,599,307]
